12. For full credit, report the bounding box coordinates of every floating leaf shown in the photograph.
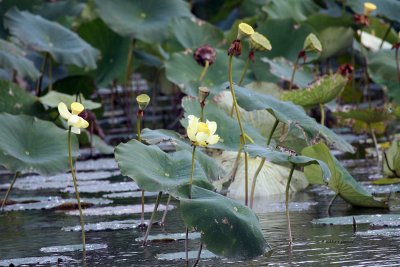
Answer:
[179,185,270,260]
[66,204,172,216]
[62,219,145,232]
[302,143,388,208]
[157,250,217,261]
[141,128,224,181]
[313,214,400,225]
[165,49,247,96]
[40,243,107,253]
[4,7,99,68]
[0,80,44,116]
[334,107,392,124]
[135,232,201,242]
[115,139,213,193]
[281,74,347,108]
[40,91,100,110]
[0,38,40,80]
[94,0,190,43]
[245,144,331,184]
[0,113,77,175]
[227,83,354,153]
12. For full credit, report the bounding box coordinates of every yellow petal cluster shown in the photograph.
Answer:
[364,2,377,16]
[187,115,220,147]
[58,102,89,134]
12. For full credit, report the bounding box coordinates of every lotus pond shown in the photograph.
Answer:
[1,0,400,266]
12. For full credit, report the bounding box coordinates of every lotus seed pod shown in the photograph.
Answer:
[198,86,210,103]
[193,45,217,67]
[249,32,272,52]
[363,2,377,16]
[237,23,254,40]
[303,33,322,53]
[136,94,150,110]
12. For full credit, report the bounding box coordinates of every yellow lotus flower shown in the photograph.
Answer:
[237,23,254,40]
[58,102,89,134]
[187,115,220,147]
[364,2,377,16]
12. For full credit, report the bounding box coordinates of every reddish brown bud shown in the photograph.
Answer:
[248,50,255,62]
[336,64,353,77]
[353,14,369,27]
[193,44,216,67]
[298,50,307,63]
[228,39,242,57]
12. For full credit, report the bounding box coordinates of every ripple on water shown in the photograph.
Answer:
[40,243,108,253]
[66,204,174,216]
[62,219,147,232]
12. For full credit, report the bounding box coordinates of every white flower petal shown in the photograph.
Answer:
[187,127,197,142]
[207,134,220,145]
[58,102,71,120]
[207,120,217,135]
[68,114,80,126]
[80,118,89,129]
[196,132,209,143]
[71,127,81,134]
[188,115,199,133]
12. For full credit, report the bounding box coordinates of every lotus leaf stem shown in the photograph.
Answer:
[383,151,399,177]
[368,124,380,160]
[238,57,250,86]
[160,194,171,225]
[1,172,20,210]
[185,227,189,265]
[35,52,49,97]
[327,193,338,216]
[136,109,147,229]
[250,119,279,208]
[285,163,296,244]
[320,103,325,126]
[142,191,162,245]
[395,46,400,83]
[48,56,53,92]
[228,54,249,206]
[199,60,209,82]
[68,127,86,253]
[192,241,203,267]
[289,56,300,90]
[379,22,393,49]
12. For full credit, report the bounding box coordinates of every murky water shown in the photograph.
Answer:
[1,158,400,266]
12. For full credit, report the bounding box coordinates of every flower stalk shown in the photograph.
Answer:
[285,163,296,244]
[142,191,162,246]
[0,172,20,210]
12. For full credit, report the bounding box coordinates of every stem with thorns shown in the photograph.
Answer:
[1,172,20,210]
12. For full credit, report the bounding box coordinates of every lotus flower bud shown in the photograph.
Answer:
[193,45,216,67]
[136,94,150,111]
[303,33,322,53]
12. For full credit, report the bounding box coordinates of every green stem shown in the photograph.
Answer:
[327,193,338,216]
[249,120,279,208]
[285,163,296,244]
[185,227,189,265]
[160,194,171,225]
[1,172,20,210]
[189,146,196,198]
[369,124,380,160]
[396,48,400,83]
[199,60,209,82]
[379,22,393,49]
[35,52,49,97]
[125,39,135,88]
[200,106,205,123]
[192,242,203,267]
[228,54,249,205]
[142,191,162,245]
[289,56,300,90]
[320,103,325,126]
[238,57,250,86]
[68,127,86,253]
[140,189,145,228]
[137,112,142,142]
[48,56,53,92]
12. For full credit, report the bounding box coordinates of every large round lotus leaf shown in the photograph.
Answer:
[226,83,354,153]
[49,75,97,98]
[262,57,314,89]
[94,0,190,43]
[74,18,130,87]
[0,80,44,116]
[302,143,387,208]
[366,50,400,104]
[170,17,224,49]
[245,144,331,184]
[318,27,354,60]
[4,7,99,69]
[40,91,101,110]
[347,0,400,22]
[334,107,392,124]
[305,14,354,33]
[178,185,270,260]
[281,74,347,107]
[165,49,247,97]
[0,39,40,80]
[0,113,78,175]
[114,139,213,193]
[262,0,320,22]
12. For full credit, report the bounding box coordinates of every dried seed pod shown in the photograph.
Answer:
[193,45,217,67]
[136,94,150,111]
[303,33,322,53]
[249,32,272,52]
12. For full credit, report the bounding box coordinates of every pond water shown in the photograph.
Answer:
[0,157,399,266]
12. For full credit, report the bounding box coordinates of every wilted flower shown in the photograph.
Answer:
[58,102,89,134]
[136,94,150,111]
[336,63,353,77]
[249,32,272,52]
[193,45,217,67]
[237,23,254,40]
[187,115,220,147]
[363,2,377,16]
[228,39,242,57]
[303,33,322,53]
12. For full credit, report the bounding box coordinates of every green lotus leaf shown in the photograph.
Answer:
[140,128,225,181]
[0,80,44,116]
[347,0,400,22]
[366,49,400,104]
[114,139,213,193]
[302,143,388,208]
[372,177,400,185]
[383,140,400,177]
[0,113,78,175]
[334,107,392,124]
[170,17,224,49]
[318,27,354,60]
[4,7,99,68]
[94,0,191,43]
[40,91,101,110]
[226,83,354,153]
[178,185,270,260]
[262,57,314,88]
[262,0,320,22]
[181,97,266,151]
[245,144,331,184]
[165,49,247,97]
[0,38,40,80]
[313,214,400,225]
[305,14,355,33]
[49,75,97,98]
[281,74,347,107]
